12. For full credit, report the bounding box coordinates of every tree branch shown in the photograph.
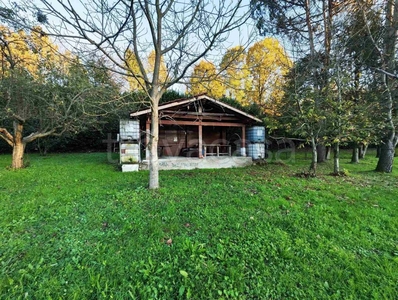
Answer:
[165,0,250,88]
[374,67,398,79]
[23,128,61,144]
[0,127,14,146]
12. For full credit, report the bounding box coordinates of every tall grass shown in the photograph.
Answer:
[0,150,397,299]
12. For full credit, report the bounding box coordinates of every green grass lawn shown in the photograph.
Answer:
[0,150,397,299]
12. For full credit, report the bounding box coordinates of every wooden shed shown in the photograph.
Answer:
[130,94,263,170]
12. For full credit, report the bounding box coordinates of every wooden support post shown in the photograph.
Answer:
[146,118,150,160]
[198,104,203,158]
[198,122,203,158]
[241,125,246,157]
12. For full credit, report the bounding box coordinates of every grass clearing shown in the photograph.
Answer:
[0,150,397,299]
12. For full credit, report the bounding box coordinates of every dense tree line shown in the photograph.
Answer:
[186,0,397,174]
[250,0,397,174]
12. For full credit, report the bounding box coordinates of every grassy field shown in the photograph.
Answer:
[0,150,397,299]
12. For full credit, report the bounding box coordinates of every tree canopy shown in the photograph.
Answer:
[189,60,225,99]
[0,25,121,168]
[188,37,291,117]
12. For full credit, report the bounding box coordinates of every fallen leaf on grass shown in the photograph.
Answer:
[305,202,314,208]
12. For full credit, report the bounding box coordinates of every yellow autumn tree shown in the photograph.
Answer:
[189,60,225,99]
[147,50,168,84]
[125,48,144,91]
[220,46,248,104]
[246,37,292,116]
[125,49,168,91]
[0,26,72,81]
[0,26,36,76]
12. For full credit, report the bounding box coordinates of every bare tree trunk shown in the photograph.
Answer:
[325,146,331,160]
[149,99,159,189]
[376,92,396,171]
[333,142,340,174]
[358,144,363,158]
[12,141,25,169]
[376,139,395,172]
[11,121,26,169]
[359,143,368,159]
[351,144,359,163]
[309,136,317,174]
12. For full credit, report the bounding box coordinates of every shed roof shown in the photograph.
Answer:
[130,94,262,123]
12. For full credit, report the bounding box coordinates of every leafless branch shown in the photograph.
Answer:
[0,127,14,146]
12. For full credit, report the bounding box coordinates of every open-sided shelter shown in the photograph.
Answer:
[129,94,263,170]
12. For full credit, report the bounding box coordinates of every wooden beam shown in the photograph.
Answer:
[160,114,240,121]
[130,98,196,117]
[161,110,235,117]
[130,94,262,123]
[196,94,262,123]
[159,120,248,127]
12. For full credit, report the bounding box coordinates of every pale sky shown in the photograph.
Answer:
[19,0,272,92]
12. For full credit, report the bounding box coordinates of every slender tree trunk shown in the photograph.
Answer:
[351,144,359,163]
[305,0,319,176]
[11,121,26,169]
[325,146,331,160]
[359,143,368,159]
[333,142,340,175]
[149,99,159,189]
[309,136,317,174]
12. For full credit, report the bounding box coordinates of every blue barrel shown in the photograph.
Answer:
[247,143,265,159]
[246,126,266,143]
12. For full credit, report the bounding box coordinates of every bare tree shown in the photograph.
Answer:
[3,0,252,188]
